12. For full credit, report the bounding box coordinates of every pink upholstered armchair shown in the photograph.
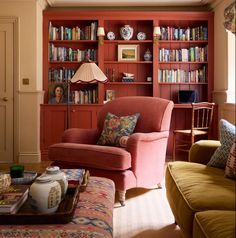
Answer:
[49,96,174,205]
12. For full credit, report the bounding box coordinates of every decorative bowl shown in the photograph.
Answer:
[0,171,38,185]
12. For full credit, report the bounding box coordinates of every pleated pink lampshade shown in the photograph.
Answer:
[70,62,107,83]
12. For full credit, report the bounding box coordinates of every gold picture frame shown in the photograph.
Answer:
[118,44,139,61]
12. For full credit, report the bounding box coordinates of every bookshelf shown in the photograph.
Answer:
[41,10,214,160]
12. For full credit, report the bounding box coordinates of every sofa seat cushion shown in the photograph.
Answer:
[193,210,236,238]
[165,161,235,238]
[49,143,132,171]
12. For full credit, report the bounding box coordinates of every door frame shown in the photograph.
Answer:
[0,16,19,163]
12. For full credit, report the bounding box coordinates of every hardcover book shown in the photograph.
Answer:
[0,185,29,214]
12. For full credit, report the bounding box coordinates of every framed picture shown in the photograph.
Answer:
[48,83,68,104]
[118,45,139,61]
[106,90,115,101]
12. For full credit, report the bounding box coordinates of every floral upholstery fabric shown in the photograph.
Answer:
[0,177,115,238]
[225,141,236,180]
[97,112,139,147]
[207,119,236,168]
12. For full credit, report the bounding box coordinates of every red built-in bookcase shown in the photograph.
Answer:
[41,10,214,160]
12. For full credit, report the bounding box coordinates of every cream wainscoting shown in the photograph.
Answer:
[0,0,47,163]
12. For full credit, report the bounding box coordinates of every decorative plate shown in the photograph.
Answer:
[137,32,146,40]
[107,31,115,40]
[0,171,38,185]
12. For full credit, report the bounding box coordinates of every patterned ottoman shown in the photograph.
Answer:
[0,177,115,238]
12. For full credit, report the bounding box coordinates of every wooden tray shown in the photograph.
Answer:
[0,184,80,224]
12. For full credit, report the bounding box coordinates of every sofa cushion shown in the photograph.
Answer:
[97,112,139,147]
[225,140,236,180]
[49,143,132,171]
[165,161,236,238]
[193,210,236,238]
[207,119,235,168]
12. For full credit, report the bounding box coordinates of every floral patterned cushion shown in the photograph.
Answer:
[208,119,235,168]
[97,112,139,147]
[225,141,236,180]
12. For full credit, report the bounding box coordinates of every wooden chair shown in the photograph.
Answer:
[173,102,215,161]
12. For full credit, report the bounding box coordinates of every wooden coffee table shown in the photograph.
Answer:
[0,161,52,174]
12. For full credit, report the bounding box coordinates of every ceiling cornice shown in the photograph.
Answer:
[46,0,214,7]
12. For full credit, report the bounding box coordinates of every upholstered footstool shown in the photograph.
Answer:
[0,177,115,238]
[193,210,236,238]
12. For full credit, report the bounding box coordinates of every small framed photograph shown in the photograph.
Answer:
[48,83,68,104]
[118,45,139,61]
[106,90,115,101]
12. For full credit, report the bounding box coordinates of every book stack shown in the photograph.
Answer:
[61,169,86,185]
[0,185,29,214]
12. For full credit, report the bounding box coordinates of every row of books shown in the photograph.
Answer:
[48,44,97,62]
[49,21,98,41]
[159,46,208,62]
[71,89,98,104]
[48,68,76,82]
[158,67,207,83]
[160,26,208,41]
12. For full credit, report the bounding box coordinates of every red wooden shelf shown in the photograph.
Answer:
[158,61,208,64]
[104,40,153,43]
[159,82,208,85]
[104,61,152,64]
[107,82,152,85]
[49,61,97,64]
[159,40,208,43]
[49,40,98,43]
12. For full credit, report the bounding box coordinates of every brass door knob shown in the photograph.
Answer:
[2,97,8,101]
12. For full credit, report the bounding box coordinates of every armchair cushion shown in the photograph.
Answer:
[49,143,132,171]
[97,112,140,147]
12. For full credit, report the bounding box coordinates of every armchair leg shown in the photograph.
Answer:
[157,182,162,189]
[118,190,126,206]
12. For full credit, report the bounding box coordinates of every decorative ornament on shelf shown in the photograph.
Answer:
[97,26,105,45]
[107,31,115,40]
[120,25,133,40]
[144,49,152,61]
[153,26,161,45]
[137,32,146,40]
[224,2,235,35]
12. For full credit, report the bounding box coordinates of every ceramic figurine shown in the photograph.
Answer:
[144,49,152,61]
[29,175,61,214]
[120,25,133,40]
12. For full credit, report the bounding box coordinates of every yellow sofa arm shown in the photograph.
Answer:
[188,140,221,165]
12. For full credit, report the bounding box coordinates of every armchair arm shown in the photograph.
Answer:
[126,131,169,185]
[188,140,221,165]
[62,128,100,144]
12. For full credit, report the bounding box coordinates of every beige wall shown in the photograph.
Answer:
[213,0,235,127]
[0,0,46,163]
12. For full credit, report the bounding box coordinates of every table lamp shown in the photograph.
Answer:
[66,62,107,128]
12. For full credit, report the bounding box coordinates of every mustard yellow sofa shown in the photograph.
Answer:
[166,140,236,238]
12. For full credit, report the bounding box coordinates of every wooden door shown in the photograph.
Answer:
[0,21,14,162]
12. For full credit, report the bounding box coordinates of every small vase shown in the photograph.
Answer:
[120,25,134,40]
[45,166,68,198]
[144,49,152,61]
[29,175,61,214]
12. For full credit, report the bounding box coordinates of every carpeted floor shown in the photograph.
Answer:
[113,183,183,238]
